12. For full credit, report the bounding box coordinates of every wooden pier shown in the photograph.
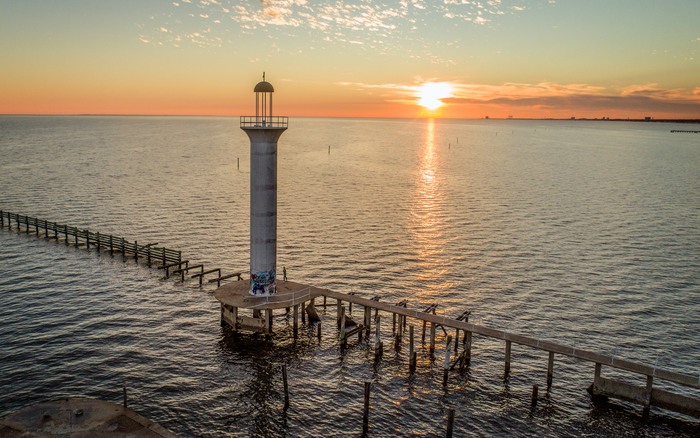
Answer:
[0,210,244,287]
[3,210,698,422]
[216,282,700,420]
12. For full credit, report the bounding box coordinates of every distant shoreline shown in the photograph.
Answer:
[1,114,699,124]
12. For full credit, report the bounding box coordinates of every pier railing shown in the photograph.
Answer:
[240,116,288,128]
[0,210,244,287]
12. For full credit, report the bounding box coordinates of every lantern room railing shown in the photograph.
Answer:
[240,116,288,128]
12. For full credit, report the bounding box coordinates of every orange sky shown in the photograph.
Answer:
[1,1,699,119]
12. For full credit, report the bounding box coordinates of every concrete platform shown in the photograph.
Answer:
[0,398,177,437]
[214,280,326,310]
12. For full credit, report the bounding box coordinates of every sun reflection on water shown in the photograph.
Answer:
[407,119,456,301]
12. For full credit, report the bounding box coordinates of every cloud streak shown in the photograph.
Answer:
[141,0,549,50]
[341,80,700,117]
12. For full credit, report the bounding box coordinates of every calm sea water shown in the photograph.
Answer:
[0,116,699,436]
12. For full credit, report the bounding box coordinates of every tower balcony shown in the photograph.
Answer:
[240,116,288,129]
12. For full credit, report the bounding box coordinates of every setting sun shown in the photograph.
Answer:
[416,82,454,111]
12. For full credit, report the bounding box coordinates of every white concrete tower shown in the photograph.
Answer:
[241,73,288,296]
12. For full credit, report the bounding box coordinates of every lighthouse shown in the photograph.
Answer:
[241,73,288,296]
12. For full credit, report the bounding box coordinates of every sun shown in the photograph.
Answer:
[416,82,453,111]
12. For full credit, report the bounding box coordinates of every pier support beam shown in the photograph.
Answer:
[547,351,554,390]
[505,340,512,377]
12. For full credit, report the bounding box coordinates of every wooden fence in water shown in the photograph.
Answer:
[0,210,242,286]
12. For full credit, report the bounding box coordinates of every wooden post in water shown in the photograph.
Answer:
[505,340,512,377]
[336,299,342,329]
[35,220,39,236]
[134,241,139,262]
[64,225,69,245]
[409,325,417,373]
[24,216,29,234]
[96,232,101,251]
[464,331,472,365]
[146,246,151,267]
[446,408,455,438]
[531,385,539,408]
[443,335,452,386]
[364,305,371,336]
[266,309,273,335]
[282,363,289,410]
[73,227,79,247]
[0,210,3,228]
[121,238,126,260]
[374,316,383,362]
[422,319,427,344]
[546,351,554,391]
[301,301,306,324]
[339,305,347,348]
[109,235,114,256]
[362,381,370,436]
[85,229,90,248]
[44,220,48,238]
[429,322,437,356]
[293,304,299,338]
[643,375,653,417]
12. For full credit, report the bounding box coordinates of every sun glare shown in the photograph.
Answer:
[416,82,453,111]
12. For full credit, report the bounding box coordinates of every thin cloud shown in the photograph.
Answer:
[141,0,548,50]
[339,80,700,116]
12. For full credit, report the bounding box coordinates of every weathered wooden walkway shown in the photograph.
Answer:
[218,283,700,420]
[0,210,243,286]
[3,210,698,421]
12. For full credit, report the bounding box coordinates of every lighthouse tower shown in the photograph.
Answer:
[241,73,288,296]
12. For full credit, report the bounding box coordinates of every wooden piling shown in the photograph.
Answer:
[123,382,127,408]
[362,381,370,436]
[443,335,453,386]
[364,305,371,336]
[445,408,455,438]
[293,304,299,338]
[374,316,383,362]
[464,331,472,365]
[643,375,653,417]
[429,322,436,356]
[266,309,273,335]
[282,363,289,410]
[409,325,416,373]
[505,340,512,377]
[336,299,342,329]
[531,384,539,408]
[317,322,322,341]
[547,351,554,390]
[340,306,347,348]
